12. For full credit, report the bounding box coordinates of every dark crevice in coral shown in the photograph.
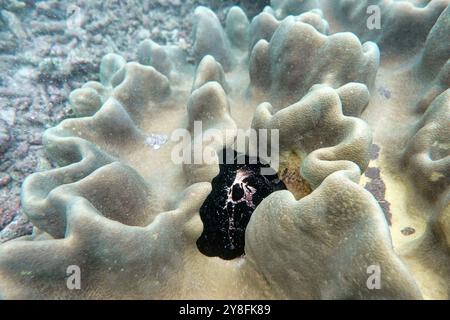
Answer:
[197,148,286,260]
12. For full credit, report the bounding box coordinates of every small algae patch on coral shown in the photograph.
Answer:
[277,151,312,200]
[363,144,392,225]
[364,166,392,225]
[197,149,286,260]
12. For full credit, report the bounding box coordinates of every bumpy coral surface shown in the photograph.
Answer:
[0,0,448,299]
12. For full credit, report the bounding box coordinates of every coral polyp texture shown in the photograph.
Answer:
[0,0,449,300]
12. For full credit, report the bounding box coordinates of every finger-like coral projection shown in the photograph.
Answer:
[399,89,450,299]
[331,0,449,50]
[328,0,450,300]
[246,170,422,299]
[1,2,448,300]
[252,85,373,189]
[249,8,330,50]
[415,5,450,113]
[270,0,320,18]
[403,90,450,199]
[270,0,450,51]
[249,13,378,109]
